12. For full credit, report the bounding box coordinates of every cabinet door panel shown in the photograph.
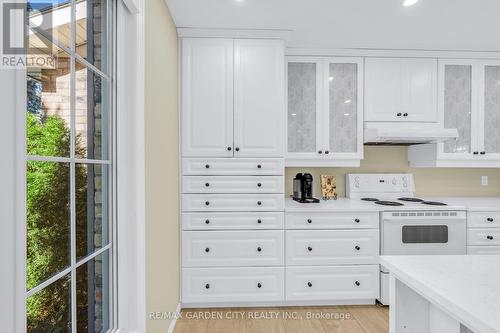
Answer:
[365,58,402,122]
[182,38,234,157]
[481,64,500,156]
[326,59,363,158]
[441,63,475,158]
[402,58,437,122]
[234,39,285,157]
[287,60,321,157]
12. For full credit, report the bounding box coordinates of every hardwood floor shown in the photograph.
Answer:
[174,305,389,333]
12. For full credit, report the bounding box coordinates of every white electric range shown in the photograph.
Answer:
[346,173,467,305]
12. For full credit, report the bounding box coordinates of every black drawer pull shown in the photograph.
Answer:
[307,282,312,288]
[205,283,210,289]
[257,201,262,206]
[227,146,232,151]
[318,150,323,154]
[205,247,210,253]
[403,113,409,117]
[355,281,361,286]
[480,151,486,155]
[257,219,262,224]
[257,183,262,187]
[487,235,494,240]
[235,147,240,152]
[355,218,360,223]
[307,246,313,252]
[205,164,210,169]
[397,112,402,117]
[325,151,329,154]
[205,183,210,187]
[307,219,312,224]
[205,201,210,206]
[257,283,262,288]
[205,219,210,224]
[355,246,361,251]
[473,152,479,155]
[487,218,494,222]
[257,247,262,252]
[257,164,262,169]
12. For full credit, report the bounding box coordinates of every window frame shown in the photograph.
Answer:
[23,0,117,331]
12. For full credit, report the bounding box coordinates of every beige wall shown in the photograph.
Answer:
[145,1,179,332]
[286,146,500,198]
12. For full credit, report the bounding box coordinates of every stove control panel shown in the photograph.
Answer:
[346,174,415,198]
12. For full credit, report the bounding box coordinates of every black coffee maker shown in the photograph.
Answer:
[292,173,320,203]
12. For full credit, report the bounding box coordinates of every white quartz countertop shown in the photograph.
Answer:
[285,197,380,212]
[285,197,500,212]
[380,255,500,333]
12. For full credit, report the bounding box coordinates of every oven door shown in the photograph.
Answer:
[381,211,467,255]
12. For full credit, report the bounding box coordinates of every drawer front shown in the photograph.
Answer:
[468,212,500,228]
[182,176,284,194]
[182,194,285,212]
[286,212,379,229]
[182,267,285,304]
[182,212,284,230]
[286,230,379,266]
[183,158,284,176]
[182,231,284,267]
[467,246,500,255]
[467,229,500,246]
[286,265,379,301]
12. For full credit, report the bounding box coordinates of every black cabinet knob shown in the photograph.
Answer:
[227,147,232,151]
[487,218,494,222]
[257,219,262,224]
[480,151,486,155]
[205,201,210,206]
[257,183,262,187]
[257,247,262,252]
[257,283,262,288]
[205,183,210,187]
[307,282,312,287]
[257,201,262,206]
[355,218,360,223]
[355,245,361,251]
[403,113,409,117]
[307,219,312,224]
[235,147,240,152]
[355,281,361,286]
[397,113,402,117]
[307,246,313,252]
[205,219,210,224]
[318,150,323,154]
[205,247,210,253]
[325,151,330,154]
[205,283,210,289]
[473,152,479,155]
[205,164,210,169]
[257,164,262,169]
[487,235,494,240]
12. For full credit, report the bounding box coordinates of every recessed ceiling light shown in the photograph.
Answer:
[403,0,419,6]
[344,99,352,104]
[291,113,297,116]
[329,77,334,81]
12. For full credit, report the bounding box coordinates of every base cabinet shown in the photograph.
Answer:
[467,210,500,254]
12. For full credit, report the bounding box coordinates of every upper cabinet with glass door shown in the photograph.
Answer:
[478,61,500,159]
[286,57,363,166]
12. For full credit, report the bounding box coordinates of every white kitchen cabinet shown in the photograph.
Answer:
[365,57,437,122]
[286,57,363,166]
[233,39,285,157]
[181,38,284,158]
[182,176,284,194]
[181,38,234,157]
[409,59,500,167]
[182,212,284,230]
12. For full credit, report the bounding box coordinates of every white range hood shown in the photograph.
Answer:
[364,123,459,144]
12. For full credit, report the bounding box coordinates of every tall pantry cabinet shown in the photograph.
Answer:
[180,38,286,306]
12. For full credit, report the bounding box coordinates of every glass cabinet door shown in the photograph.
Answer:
[326,60,362,158]
[441,63,476,157]
[481,64,500,156]
[287,59,322,158]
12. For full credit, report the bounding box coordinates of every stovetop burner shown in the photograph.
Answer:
[421,201,448,206]
[398,197,424,202]
[374,201,405,206]
[361,198,380,202]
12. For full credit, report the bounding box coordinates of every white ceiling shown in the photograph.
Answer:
[164,0,500,51]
